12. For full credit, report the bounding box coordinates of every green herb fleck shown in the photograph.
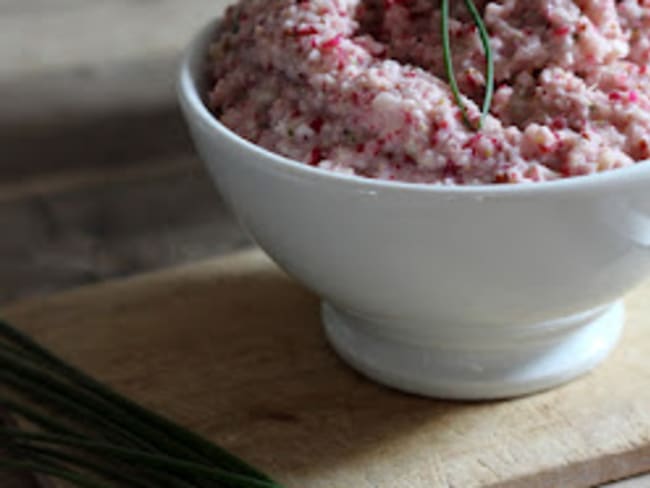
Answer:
[342,128,356,143]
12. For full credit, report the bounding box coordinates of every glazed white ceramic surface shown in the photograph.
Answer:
[178,20,650,399]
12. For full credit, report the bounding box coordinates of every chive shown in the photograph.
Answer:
[0,459,110,488]
[441,0,470,127]
[1,429,278,488]
[8,446,156,488]
[0,320,276,484]
[463,0,494,128]
[0,363,208,487]
[0,356,154,451]
[1,400,195,488]
[12,445,194,488]
[441,0,495,130]
[0,397,86,439]
[0,319,286,487]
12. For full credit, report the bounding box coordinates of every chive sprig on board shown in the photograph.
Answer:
[0,320,286,488]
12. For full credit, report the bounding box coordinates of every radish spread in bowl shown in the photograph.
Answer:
[207,0,650,185]
[180,12,650,398]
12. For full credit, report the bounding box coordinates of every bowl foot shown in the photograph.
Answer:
[322,301,624,400]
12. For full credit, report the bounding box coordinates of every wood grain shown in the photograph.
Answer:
[606,475,650,487]
[0,0,251,321]
[0,0,232,80]
[1,1,239,485]
[0,0,232,182]
[0,156,249,305]
[4,250,650,488]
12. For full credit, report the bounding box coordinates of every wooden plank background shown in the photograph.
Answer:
[0,0,245,308]
[1,1,237,485]
[0,0,648,486]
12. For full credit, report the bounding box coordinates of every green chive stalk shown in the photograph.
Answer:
[0,320,286,488]
[441,0,495,129]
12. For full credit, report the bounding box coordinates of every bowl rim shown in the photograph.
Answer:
[178,17,650,196]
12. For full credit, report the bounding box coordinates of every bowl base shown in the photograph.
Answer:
[322,301,624,400]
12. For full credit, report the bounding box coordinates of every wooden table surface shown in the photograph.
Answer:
[1,0,648,486]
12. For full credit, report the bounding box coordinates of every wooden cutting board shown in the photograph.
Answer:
[3,249,650,488]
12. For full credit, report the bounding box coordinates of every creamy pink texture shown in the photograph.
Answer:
[208,0,650,184]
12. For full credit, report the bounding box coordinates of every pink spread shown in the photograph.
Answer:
[208,0,650,184]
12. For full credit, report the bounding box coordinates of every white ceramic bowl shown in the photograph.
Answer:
[179,20,650,400]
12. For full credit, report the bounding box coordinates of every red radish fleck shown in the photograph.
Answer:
[490,137,504,151]
[321,34,342,50]
[309,147,323,166]
[295,26,318,36]
[309,117,324,133]
[553,25,570,36]
[551,117,567,130]
[443,160,460,179]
